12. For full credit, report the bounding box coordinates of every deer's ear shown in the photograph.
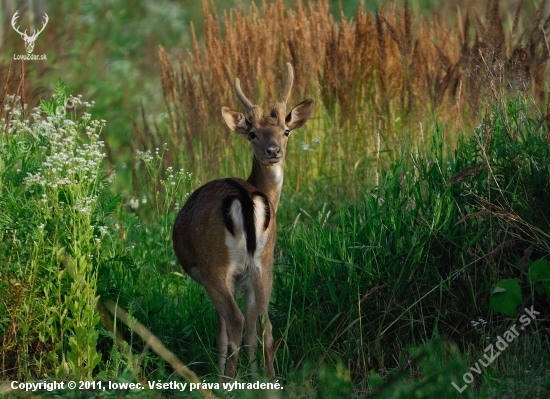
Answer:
[286,98,315,131]
[222,107,252,134]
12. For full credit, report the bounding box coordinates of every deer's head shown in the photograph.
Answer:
[222,63,315,167]
[11,11,49,54]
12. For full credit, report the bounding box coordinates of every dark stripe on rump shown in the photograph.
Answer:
[252,191,271,231]
[224,178,256,255]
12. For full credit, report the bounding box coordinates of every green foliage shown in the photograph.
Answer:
[491,258,550,316]
[269,89,549,393]
[0,81,110,379]
[1,1,550,395]
[476,339,550,398]
[490,279,522,316]
[369,342,475,399]
[528,258,550,300]
[4,75,549,396]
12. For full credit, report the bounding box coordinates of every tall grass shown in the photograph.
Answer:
[112,77,550,396]
[1,1,550,398]
[274,87,550,387]
[138,0,550,210]
[1,60,549,399]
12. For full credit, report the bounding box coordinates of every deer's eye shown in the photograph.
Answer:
[249,132,257,140]
[284,130,291,137]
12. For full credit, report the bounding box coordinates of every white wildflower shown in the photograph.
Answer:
[129,198,139,210]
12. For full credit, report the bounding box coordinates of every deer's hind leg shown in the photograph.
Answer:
[205,279,244,379]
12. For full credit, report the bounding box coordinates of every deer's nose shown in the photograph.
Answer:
[266,146,281,157]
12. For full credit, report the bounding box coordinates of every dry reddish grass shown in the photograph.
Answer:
[149,0,549,184]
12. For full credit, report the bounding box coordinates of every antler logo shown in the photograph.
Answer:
[11,11,49,54]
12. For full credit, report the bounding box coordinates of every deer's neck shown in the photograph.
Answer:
[247,157,284,212]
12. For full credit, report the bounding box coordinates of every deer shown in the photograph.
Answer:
[11,11,49,54]
[172,63,314,379]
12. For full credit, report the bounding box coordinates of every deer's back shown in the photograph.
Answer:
[172,178,275,286]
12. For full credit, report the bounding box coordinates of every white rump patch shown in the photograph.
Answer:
[223,196,270,288]
[229,199,244,232]
[225,199,246,285]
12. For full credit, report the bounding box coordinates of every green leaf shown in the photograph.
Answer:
[528,258,550,283]
[492,286,506,294]
[528,259,550,300]
[490,278,522,316]
[40,98,55,116]
[99,194,121,215]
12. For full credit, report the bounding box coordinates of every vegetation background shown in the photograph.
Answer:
[1,0,550,397]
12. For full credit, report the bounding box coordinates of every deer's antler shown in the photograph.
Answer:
[278,63,294,105]
[234,78,254,111]
[234,63,294,123]
[271,62,294,121]
[234,77,262,123]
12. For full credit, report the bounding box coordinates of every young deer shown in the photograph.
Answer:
[172,63,314,378]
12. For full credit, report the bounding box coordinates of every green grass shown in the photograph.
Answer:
[1,1,550,397]
[2,75,549,397]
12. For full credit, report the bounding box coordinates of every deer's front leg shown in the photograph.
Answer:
[260,314,275,377]
[251,266,275,377]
